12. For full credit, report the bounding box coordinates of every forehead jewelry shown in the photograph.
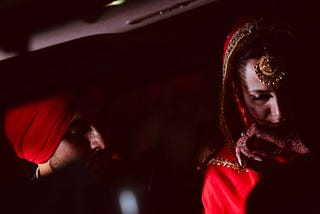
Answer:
[254,46,285,86]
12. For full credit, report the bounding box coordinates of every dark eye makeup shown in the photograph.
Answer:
[251,93,272,101]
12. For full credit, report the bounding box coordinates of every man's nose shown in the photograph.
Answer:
[88,126,107,151]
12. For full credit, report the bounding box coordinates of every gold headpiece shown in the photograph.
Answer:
[254,51,285,86]
[222,18,290,84]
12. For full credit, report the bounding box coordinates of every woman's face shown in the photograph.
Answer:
[239,58,285,129]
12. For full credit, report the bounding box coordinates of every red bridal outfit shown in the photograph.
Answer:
[202,145,260,214]
[201,17,310,214]
[202,132,309,214]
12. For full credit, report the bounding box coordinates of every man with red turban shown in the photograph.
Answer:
[4,94,107,179]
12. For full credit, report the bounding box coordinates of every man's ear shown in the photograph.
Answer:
[38,161,53,178]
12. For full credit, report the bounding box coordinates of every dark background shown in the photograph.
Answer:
[0,0,318,213]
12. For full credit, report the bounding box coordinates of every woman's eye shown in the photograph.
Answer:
[251,94,271,101]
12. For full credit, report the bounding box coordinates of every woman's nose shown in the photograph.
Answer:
[269,96,282,123]
[87,126,107,151]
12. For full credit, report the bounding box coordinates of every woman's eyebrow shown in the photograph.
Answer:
[248,89,271,93]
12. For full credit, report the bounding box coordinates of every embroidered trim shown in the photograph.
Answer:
[223,19,259,79]
[207,157,248,173]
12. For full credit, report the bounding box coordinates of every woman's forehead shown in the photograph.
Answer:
[240,59,275,91]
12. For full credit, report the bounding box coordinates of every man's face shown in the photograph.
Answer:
[48,113,107,172]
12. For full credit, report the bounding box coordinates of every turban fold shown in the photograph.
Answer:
[4,95,74,164]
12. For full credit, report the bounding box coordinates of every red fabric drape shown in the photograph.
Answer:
[202,146,260,214]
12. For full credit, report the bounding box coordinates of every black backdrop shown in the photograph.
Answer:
[0,0,318,213]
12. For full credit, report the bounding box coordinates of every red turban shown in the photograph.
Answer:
[4,95,74,164]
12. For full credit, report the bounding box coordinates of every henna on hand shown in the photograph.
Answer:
[235,123,309,166]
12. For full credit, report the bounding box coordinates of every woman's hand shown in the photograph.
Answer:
[235,123,309,166]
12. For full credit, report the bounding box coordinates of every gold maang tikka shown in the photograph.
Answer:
[254,46,285,86]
